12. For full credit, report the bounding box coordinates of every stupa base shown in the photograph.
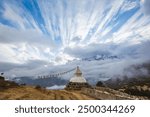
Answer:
[65,82,91,90]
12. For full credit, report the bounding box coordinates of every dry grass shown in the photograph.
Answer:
[0,86,95,100]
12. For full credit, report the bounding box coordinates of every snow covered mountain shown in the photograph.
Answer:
[82,54,118,61]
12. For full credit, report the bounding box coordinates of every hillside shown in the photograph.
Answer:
[0,76,19,90]
[104,77,150,98]
[0,86,94,100]
[0,76,94,100]
[0,76,148,100]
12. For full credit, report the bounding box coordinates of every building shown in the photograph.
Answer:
[65,66,91,90]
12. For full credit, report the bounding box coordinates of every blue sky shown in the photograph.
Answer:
[0,0,150,78]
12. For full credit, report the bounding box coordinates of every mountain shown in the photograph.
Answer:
[0,75,147,100]
[103,76,150,98]
[82,54,118,61]
[104,62,150,88]
[12,76,68,87]
[99,62,150,98]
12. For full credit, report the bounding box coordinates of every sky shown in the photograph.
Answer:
[0,0,150,80]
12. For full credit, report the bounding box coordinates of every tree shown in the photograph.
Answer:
[96,81,105,87]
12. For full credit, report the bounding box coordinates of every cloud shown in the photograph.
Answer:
[46,85,65,90]
[64,43,115,58]
[64,41,150,60]
[141,0,150,15]
[1,59,53,78]
[0,24,56,63]
[0,0,150,81]
[136,40,150,60]
[0,24,54,46]
[1,40,150,83]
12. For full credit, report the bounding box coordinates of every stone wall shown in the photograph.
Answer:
[81,87,147,100]
[65,82,91,90]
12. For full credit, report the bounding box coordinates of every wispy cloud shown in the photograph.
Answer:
[0,0,150,79]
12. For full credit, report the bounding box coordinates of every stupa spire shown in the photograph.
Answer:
[75,66,82,76]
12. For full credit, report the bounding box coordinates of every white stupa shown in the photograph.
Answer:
[65,66,91,90]
[69,66,86,83]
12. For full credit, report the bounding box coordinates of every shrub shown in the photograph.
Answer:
[35,85,42,90]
